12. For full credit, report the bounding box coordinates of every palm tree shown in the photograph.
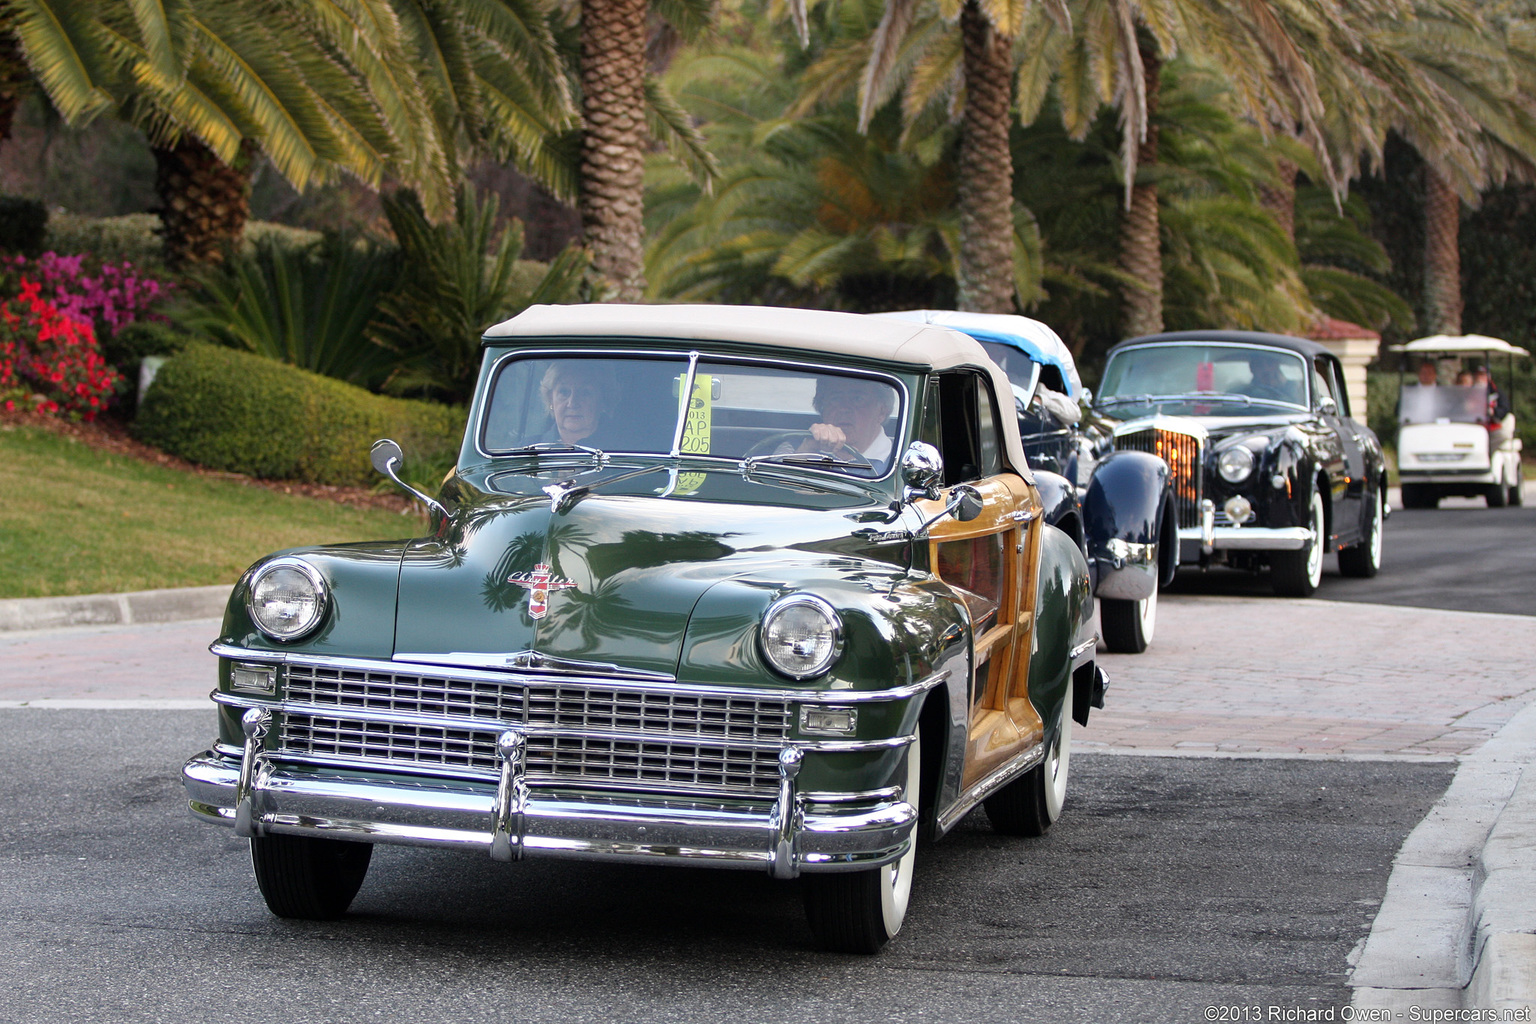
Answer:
[791,0,1069,312]
[5,0,584,267]
[564,0,718,299]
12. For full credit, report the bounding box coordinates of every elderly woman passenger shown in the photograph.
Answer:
[539,361,620,446]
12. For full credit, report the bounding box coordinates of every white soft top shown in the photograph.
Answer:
[1391,334,1531,357]
[484,303,1030,476]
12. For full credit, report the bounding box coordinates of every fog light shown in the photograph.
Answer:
[1223,496,1253,525]
[230,663,277,695]
[800,706,858,736]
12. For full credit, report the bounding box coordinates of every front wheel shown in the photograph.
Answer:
[251,834,373,920]
[1272,489,1326,597]
[984,673,1073,837]
[1338,487,1383,578]
[1487,470,1509,508]
[803,731,920,953]
[1099,585,1157,654]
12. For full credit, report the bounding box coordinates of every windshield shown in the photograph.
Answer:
[1098,343,1309,413]
[1399,383,1489,424]
[480,353,904,478]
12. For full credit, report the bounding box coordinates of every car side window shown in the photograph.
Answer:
[921,372,1003,485]
[1312,358,1345,415]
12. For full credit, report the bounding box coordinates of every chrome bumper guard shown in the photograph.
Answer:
[1092,539,1157,601]
[183,717,915,879]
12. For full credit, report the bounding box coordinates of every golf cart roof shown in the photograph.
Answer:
[1390,334,1531,358]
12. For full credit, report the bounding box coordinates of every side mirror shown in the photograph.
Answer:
[1319,396,1338,416]
[370,438,403,476]
[901,441,944,502]
[370,438,449,521]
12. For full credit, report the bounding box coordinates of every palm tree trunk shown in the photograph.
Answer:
[1118,45,1163,338]
[1258,157,1299,245]
[153,138,251,268]
[955,0,1015,314]
[579,0,649,301]
[1423,165,1462,335]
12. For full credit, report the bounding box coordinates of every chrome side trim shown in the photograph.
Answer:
[1178,525,1310,551]
[207,646,950,706]
[935,743,1047,835]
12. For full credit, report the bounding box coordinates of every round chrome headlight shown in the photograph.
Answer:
[760,594,844,680]
[247,559,328,641]
[1217,446,1255,484]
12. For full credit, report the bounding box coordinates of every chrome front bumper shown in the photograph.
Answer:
[1178,525,1310,552]
[183,729,915,880]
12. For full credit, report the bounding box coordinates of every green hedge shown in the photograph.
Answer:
[135,343,465,486]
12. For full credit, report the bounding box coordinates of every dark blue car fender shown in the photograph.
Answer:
[1083,450,1173,600]
[1030,470,1083,551]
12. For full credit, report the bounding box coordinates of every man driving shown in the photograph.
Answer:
[1241,353,1299,403]
[801,376,896,470]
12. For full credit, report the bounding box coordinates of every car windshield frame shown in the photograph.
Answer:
[1097,342,1312,414]
[472,346,911,482]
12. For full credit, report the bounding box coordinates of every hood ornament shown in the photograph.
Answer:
[507,563,578,619]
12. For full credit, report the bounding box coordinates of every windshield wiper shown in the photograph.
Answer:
[503,441,608,464]
[542,463,668,513]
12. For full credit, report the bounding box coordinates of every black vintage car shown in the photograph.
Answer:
[880,311,1174,653]
[1092,330,1388,597]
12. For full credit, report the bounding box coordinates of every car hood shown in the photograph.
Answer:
[391,488,909,678]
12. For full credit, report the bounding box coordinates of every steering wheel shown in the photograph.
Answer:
[742,430,871,468]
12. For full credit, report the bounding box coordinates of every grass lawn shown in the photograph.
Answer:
[0,421,426,599]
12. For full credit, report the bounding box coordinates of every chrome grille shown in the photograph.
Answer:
[1117,427,1203,529]
[277,664,792,796]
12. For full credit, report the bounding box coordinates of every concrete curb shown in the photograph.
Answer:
[1352,700,1536,1012]
[0,585,231,632]
[1467,725,1536,1009]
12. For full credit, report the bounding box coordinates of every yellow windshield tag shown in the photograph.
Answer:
[676,374,711,493]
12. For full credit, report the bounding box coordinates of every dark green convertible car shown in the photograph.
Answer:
[182,304,1106,952]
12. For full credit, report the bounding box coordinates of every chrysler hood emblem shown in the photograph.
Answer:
[507,563,578,619]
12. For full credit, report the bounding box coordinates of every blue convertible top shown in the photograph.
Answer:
[875,310,1084,400]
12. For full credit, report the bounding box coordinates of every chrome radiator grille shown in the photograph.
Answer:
[1116,427,1203,529]
[277,663,792,796]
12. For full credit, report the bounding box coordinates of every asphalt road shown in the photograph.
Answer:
[1166,499,1536,617]
[0,709,1450,1024]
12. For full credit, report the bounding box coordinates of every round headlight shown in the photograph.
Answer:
[1217,446,1255,483]
[248,559,328,641]
[760,594,844,680]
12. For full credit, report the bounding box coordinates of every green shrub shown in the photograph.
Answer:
[44,214,323,273]
[0,195,48,255]
[46,212,166,269]
[135,343,465,486]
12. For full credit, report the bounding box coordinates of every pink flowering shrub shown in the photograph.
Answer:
[10,252,174,341]
[0,279,122,420]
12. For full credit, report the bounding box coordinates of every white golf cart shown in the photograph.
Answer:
[1392,334,1528,508]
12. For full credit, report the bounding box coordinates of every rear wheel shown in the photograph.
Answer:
[1487,468,1508,508]
[1512,473,1525,507]
[1099,584,1157,654]
[1272,489,1325,597]
[984,673,1073,837]
[1338,487,1383,578]
[1399,483,1436,509]
[251,834,372,920]
[803,732,920,953]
